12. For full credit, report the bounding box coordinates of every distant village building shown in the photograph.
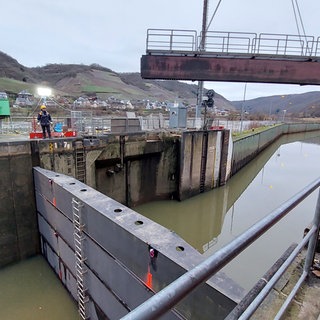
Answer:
[215,108,229,117]
[146,100,152,110]
[145,100,166,110]
[126,101,134,109]
[0,92,8,100]
[14,90,34,107]
[73,96,91,108]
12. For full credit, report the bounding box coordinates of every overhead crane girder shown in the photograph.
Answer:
[141,54,320,85]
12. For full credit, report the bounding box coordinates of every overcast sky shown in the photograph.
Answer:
[1,0,320,100]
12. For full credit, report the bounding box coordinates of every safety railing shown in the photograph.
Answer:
[315,36,320,56]
[201,31,257,54]
[121,177,320,320]
[252,33,315,56]
[146,29,320,58]
[146,29,198,52]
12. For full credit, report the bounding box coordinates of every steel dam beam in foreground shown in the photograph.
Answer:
[141,54,320,85]
[34,167,243,320]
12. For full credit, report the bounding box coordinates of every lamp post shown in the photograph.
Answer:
[240,83,247,132]
[268,101,273,121]
[282,109,287,122]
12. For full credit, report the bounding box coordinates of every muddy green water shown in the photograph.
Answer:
[0,256,80,320]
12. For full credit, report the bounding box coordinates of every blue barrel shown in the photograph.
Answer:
[54,122,63,132]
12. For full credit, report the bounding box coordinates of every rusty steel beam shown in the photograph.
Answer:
[141,55,320,85]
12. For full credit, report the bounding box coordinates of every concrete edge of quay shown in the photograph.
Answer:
[252,251,320,320]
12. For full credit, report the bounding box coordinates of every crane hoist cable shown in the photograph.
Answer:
[206,0,223,33]
[198,0,223,50]
[291,0,311,54]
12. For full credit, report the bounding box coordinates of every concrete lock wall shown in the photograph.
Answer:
[34,167,243,320]
[35,131,231,206]
[94,133,179,206]
[179,130,231,200]
[231,123,320,175]
[0,141,39,268]
[35,133,179,207]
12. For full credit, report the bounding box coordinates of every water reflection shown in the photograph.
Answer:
[136,131,320,290]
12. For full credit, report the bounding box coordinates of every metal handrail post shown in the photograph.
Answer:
[273,190,320,319]
[305,189,320,272]
[273,270,308,320]
[146,30,150,52]
[238,227,315,320]
[169,30,173,51]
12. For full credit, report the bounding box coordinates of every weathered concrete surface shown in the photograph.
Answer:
[179,130,230,200]
[0,141,39,268]
[179,131,204,199]
[231,123,320,176]
[251,251,320,320]
[0,131,232,210]
[94,133,179,206]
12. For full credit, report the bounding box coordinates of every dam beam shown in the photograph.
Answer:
[34,167,243,319]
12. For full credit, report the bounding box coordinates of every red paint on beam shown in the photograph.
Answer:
[141,55,320,85]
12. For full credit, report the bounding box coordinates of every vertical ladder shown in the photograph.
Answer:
[199,132,208,193]
[72,197,89,320]
[75,141,86,183]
